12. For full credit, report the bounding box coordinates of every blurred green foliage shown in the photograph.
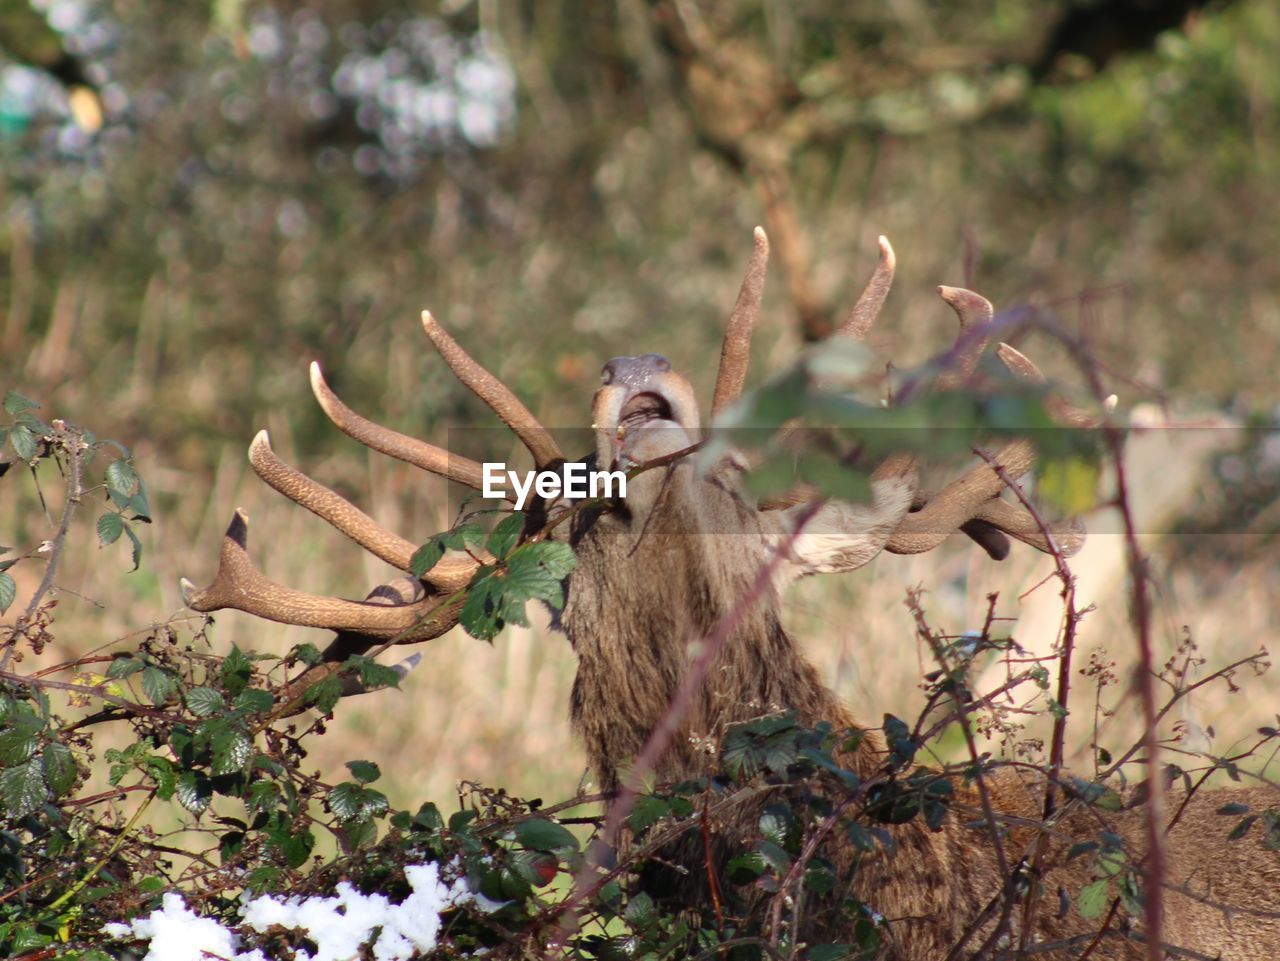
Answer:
[1,1,1276,490]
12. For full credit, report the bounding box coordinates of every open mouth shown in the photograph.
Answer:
[619,391,674,430]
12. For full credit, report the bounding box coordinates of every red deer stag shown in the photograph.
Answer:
[182,231,1280,959]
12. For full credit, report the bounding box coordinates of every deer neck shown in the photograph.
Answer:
[560,467,880,792]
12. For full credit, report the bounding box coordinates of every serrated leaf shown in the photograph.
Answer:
[304,675,342,715]
[406,803,441,834]
[106,656,144,679]
[0,572,15,615]
[124,523,143,571]
[3,390,40,415]
[176,771,212,815]
[42,742,77,798]
[0,728,40,766]
[726,850,768,884]
[141,666,176,706]
[514,817,579,852]
[1076,878,1111,919]
[221,645,252,696]
[448,809,478,833]
[106,460,139,499]
[511,849,558,886]
[628,795,670,835]
[328,782,388,823]
[145,757,177,800]
[290,642,323,666]
[212,729,253,775]
[348,655,401,690]
[185,686,226,717]
[883,713,917,767]
[234,688,275,714]
[96,512,124,547]
[486,512,526,560]
[1,758,48,818]
[409,539,447,578]
[346,760,381,784]
[9,424,36,460]
[280,829,314,868]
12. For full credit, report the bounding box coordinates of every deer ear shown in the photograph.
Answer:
[780,474,915,576]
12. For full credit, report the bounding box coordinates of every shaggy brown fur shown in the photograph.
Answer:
[556,417,1280,959]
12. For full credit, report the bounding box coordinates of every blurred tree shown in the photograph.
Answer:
[0,0,1275,477]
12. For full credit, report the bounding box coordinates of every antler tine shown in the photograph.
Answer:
[248,431,479,592]
[971,497,1085,556]
[711,226,770,417]
[838,235,896,340]
[996,343,1109,428]
[935,285,994,390]
[310,363,491,492]
[885,437,1036,555]
[419,311,564,468]
[180,510,462,641]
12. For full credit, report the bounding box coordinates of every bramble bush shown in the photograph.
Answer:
[2,371,1276,960]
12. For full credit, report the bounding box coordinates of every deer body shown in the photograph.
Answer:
[182,231,1280,958]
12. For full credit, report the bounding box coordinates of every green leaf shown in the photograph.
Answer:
[124,523,143,571]
[142,666,176,706]
[1,758,47,817]
[514,817,579,852]
[726,850,768,884]
[176,771,212,815]
[185,686,226,717]
[279,829,315,868]
[1076,878,1112,919]
[96,512,124,547]
[0,727,40,766]
[402,803,440,836]
[304,675,342,715]
[106,460,140,499]
[511,849,558,886]
[145,756,177,800]
[883,713,917,767]
[346,760,381,784]
[500,541,577,612]
[486,512,526,560]
[211,729,254,775]
[328,782,389,823]
[42,742,77,798]
[221,645,252,697]
[448,809,478,834]
[9,425,36,461]
[346,655,401,690]
[3,390,40,415]
[0,572,14,615]
[106,655,144,679]
[628,795,671,835]
[234,688,275,715]
[246,780,279,815]
[290,642,323,667]
[409,539,446,578]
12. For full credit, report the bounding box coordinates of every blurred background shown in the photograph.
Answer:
[2,0,1278,810]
